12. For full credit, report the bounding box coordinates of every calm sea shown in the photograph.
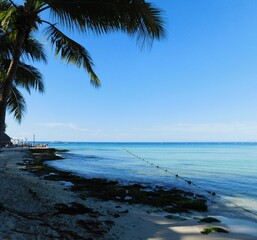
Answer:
[45,142,257,217]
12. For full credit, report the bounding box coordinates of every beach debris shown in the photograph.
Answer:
[118,209,129,214]
[199,217,220,223]
[164,215,186,221]
[77,220,106,237]
[59,181,74,187]
[164,206,190,213]
[201,226,228,234]
[55,202,97,216]
[164,197,207,213]
[104,220,114,225]
[28,188,40,199]
[49,172,58,176]
[146,209,163,214]
[124,196,132,201]
[80,193,87,200]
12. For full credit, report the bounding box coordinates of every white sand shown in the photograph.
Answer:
[105,202,257,240]
[0,148,256,240]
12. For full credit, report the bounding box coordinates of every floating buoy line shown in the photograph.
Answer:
[123,148,257,218]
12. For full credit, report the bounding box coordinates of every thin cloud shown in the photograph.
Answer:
[130,122,257,133]
[37,122,89,132]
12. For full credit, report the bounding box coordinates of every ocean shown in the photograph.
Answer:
[45,142,257,218]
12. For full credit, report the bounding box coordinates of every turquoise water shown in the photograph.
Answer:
[45,142,257,216]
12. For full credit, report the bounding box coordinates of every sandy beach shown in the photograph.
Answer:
[0,148,256,240]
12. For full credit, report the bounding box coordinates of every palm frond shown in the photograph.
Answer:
[15,61,45,94]
[44,0,165,47]
[23,38,47,63]
[0,5,16,31]
[7,85,26,123]
[0,0,11,10]
[0,30,14,59]
[44,24,100,86]
[0,38,12,59]
[0,59,44,94]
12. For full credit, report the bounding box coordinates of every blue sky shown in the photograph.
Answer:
[6,0,257,142]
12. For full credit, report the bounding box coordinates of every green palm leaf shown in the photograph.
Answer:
[0,38,12,59]
[15,62,45,94]
[0,26,14,60]
[44,24,100,86]
[0,59,45,94]
[7,85,26,123]
[23,38,47,63]
[0,60,44,122]
[45,0,165,46]
[0,5,16,31]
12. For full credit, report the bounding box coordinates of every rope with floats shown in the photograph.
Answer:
[123,148,257,218]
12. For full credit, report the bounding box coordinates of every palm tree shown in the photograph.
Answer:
[0,61,45,123]
[0,22,46,142]
[0,30,46,123]
[0,0,165,140]
[0,56,45,144]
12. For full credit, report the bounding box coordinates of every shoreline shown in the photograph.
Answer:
[0,147,256,239]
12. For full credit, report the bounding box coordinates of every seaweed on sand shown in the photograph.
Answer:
[199,217,220,223]
[25,149,208,214]
[201,226,228,234]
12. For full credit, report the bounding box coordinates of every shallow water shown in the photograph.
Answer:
[45,142,257,217]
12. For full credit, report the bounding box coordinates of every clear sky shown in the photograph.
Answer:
[6,0,257,142]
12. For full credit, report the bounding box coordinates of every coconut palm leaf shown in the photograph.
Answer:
[0,27,13,59]
[45,0,165,46]
[15,62,45,94]
[44,24,100,86]
[7,85,26,123]
[0,4,16,31]
[22,38,47,63]
[0,60,44,122]
[0,35,47,64]
[0,58,44,94]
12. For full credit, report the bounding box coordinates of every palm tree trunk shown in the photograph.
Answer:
[0,31,25,133]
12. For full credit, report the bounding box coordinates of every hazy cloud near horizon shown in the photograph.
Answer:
[36,122,89,132]
[7,121,257,142]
